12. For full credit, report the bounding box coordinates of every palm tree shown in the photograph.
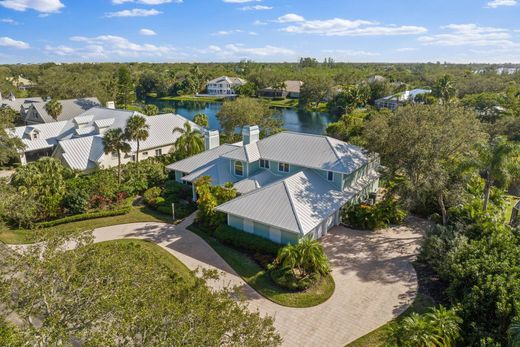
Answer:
[173,121,204,158]
[44,99,63,120]
[425,305,462,347]
[103,128,131,184]
[143,104,159,116]
[508,317,520,347]
[193,113,209,128]
[433,74,456,104]
[124,115,149,176]
[275,239,330,278]
[276,243,300,277]
[475,136,518,211]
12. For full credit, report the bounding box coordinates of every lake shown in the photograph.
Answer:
[146,99,335,135]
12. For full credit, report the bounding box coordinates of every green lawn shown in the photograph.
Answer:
[345,293,435,347]
[187,224,335,308]
[0,206,173,245]
[158,95,225,102]
[505,195,519,223]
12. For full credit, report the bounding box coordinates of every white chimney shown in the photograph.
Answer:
[204,129,220,151]
[106,101,116,109]
[242,125,259,145]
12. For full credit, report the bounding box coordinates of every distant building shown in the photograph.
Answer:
[206,76,247,96]
[367,75,386,84]
[24,97,101,124]
[6,76,36,91]
[0,92,44,120]
[257,80,304,99]
[375,89,432,111]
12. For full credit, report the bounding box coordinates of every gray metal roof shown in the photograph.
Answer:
[30,97,101,123]
[256,132,368,174]
[233,169,281,194]
[166,144,241,173]
[12,121,75,152]
[182,157,240,186]
[217,169,360,235]
[221,142,260,163]
[0,97,43,112]
[57,136,105,171]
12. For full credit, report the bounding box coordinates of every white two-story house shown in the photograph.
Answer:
[206,76,247,96]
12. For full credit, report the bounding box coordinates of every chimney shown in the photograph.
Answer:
[204,129,220,151]
[106,101,116,109]
[242,125,259,145]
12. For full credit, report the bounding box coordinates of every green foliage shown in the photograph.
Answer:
[0,236,281,345]
[193,112,209,127]
[195,177,237,228]
[0,317,22,347]
[217,97,282,136]
[102,128,131,184]
[124,114,149,175]
[274,238,331,280]
[143,186,162,206]
[44,98,63,120]
[173,121,204,159]
[432,74,457,103]
[325,108,370,144]
[270,266,319,291]
[509,317,520,347]
[116,65,135,108]
[234,82,257,97]
[143,104,159,116]
[387,305,462,347]
[328,84,369,116]
[0,108,25,165]
[342,198,406,230]
[214,224,282,256]
[299,74,334,109]
[61,188,89,215]
[35,203,132,228]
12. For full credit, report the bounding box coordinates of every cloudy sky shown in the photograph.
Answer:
[1,0,520,63]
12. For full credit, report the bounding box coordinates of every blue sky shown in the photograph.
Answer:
[1,0,520,63]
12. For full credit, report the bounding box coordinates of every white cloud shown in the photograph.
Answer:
[322,49,380,57]
[47,35,174,59]
[277,13,304,23]
[0,0,64,13]
[139,28,156,36]
[240,5,271,10]
[0,36,29,49]
[112,0,182,4]
[105,8,161,17]
[418,24,515,47]
[253,19,267,25]
[212,29,243,36]
[1,17,18,24]
[278,14,427,36]
[201,43,295,58]
[486,0,516,8]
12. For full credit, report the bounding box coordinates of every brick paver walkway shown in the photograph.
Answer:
[91,215,425,346]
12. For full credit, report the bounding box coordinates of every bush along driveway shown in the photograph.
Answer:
[68,214,426,347]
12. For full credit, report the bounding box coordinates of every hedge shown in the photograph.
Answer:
[155,202,196,219]
[35,202,133,229]
[214,224,282,256]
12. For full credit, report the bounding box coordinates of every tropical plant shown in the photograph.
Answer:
[124,115,149,176]
[173,121,204,158]
[433,74,457,104]
[387,305,462,347]
[143,104,159,116]
[473,136,518,211]
[44,98,63,120]
[193,113,209,127]
[0,107,25,165]
[275,238,330,279]
[509,317,520,347]
[103,128,131,184]
[116,65,135,108]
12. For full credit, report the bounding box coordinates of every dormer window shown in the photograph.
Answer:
[32,131,40,140]
[234,161,244,176]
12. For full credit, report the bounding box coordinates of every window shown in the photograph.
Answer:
[155,149,162,156]
[327,171,334,181]
[234,161,244,176]
[260,159,270,169]
[32,131,39,139]
[131,155,136,162]
[278,162,290,173]
[142,151,148,156]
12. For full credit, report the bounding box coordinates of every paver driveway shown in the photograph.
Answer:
[91,215,426,346]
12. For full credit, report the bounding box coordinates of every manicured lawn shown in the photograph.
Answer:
[94,239,194,283]
[0,206,173,245]
[505,195,519,223]
[187,224,335,308]
[345,293,435,347]
[158,95,225,102]
[261,98,299,109]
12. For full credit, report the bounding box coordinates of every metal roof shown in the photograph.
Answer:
[58,136,105,171]
[233,169,281,194]
[207,76,246,85]
[216,169,360,235]
[256,132,368,174]
[29,97,101,123]
[0,96,43,112]
[166,144,241,173]
[12,121,75,152]
[182,157,240,186]
[221,142,260,163]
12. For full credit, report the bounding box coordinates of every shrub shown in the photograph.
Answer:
[270,266,319,291]
[35,205,131,228]
[143,187,162,206]
[164,180,192,201]
[342,198,406,230]
[273,239,331,279]
[61,189,89,215]
[214,224,282,256]
[154,201,196,219]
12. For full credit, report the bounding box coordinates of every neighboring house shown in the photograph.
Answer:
[0,92,43,118]
[166,126,379,244]
[257,80,304,99]
[206,76,247,96]
[11,106,200,171]
[7,76,36,91]
[375,88,431,111]
[24,97,101,124]
[367,75,386,84]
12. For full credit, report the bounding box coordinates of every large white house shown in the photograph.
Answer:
[206,76,247,96]
[10,106,200,171]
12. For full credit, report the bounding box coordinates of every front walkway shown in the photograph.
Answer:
[91,216,425,346]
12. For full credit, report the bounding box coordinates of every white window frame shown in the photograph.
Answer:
[234,161,244,176]
[278,162,290,173]
[260,159,270,169]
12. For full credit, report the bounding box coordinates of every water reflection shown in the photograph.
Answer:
[146,98,335,135]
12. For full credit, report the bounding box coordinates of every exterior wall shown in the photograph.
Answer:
[248,160,260,176]
[310,168,342,190]
[99,144,173,170]
[174,170,185,183]
[25,107,45,124]
[230,159,248,179]
[227,214,300,245]
[267,160,303,176]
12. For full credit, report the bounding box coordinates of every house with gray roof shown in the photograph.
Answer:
[0,92,43,119]
[166,126,379,244]
[206,76,247,96]
[11,106,200,171]
[24,97,101,124]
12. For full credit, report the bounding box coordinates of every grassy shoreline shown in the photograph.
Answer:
[187,223,335,308]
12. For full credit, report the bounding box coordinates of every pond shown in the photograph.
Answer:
[145,98,335,135]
